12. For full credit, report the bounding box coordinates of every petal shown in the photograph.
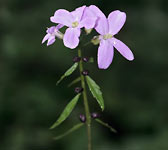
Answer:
[50,9,74,27]
[95,17,109,35]
[111,37,134,61]
[71,5,86,22]
[108,10,126,35]
[42,33,50,44]
[63,28,80,49]
[47,36,55,46]
[79,17,97,29]
[88,5,106,19]
[47,26,56,34]
[56,24,64,30]
[98,39,114,69]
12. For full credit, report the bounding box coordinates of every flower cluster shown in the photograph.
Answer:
[42,5,134,69]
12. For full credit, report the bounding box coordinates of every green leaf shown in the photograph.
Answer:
[86,76,104,111]
[56,63,78,85]
[50,94,81,129]
[53,123,84,140]
[95,119,117,133]
[67,77,81,87]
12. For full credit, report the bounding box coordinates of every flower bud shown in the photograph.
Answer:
[82,57,89,62]
[82,70,89,76]
[73,56,81,62]
[79,114,86,123]
[91,112,100,119]
[91,36,100,45]
[75,87,83,93]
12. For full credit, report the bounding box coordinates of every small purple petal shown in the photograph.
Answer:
[79,17,97,29]
[71,5,86,22]
[95,17,109,35]
[98,39,114,69]
[108,10,126,35]
[56,24,64,30]
[111,37,134,61]
[63,28,80,49]
[47,36,55,46]
[47,26,56,34]
[42,33,50,44]
[50,9,74,27]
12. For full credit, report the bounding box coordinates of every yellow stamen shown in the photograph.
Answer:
[72,21,79,28]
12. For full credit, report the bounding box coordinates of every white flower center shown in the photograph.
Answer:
[103,34,113,40]
[72,21,79,28]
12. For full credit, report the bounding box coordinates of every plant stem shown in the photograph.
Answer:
[78,48,92,150]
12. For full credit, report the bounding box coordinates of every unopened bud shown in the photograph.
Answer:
[91,112,100,119]
[82,57,89,62]
[73,56,81,62]
[82,70,89,76]
[75,87,83,93]
[79,114,86,123]
[91,36,100,45]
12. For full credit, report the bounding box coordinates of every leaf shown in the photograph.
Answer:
[86,76,104,111]
[95,119,117,133]
[56,63,78,85]
[67,77,81,87]
[50,94,81,129]
[53,123,84,140]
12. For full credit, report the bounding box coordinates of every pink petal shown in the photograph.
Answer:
[108,10,126,35]
[42,33,50,44]
[98,39,114,69]
[50,9,74,27]
[88,5,106,19]
[95,17,109,35]
[71,5,86,22]
[79,17,97,29]
[47,36,55,46]
[111,37,134,61]
[63,28,80,49]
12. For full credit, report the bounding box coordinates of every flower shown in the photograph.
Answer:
[95,10,134,69]
[50,6,97,49]
[42,24,63,46]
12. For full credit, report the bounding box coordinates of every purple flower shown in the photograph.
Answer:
[42,24,63,46]
[95,10,134,69]
[50,6,97,49]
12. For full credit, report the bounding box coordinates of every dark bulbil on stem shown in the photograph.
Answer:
[79,114,86,123]
[73,56,81,62]
[91,112,100,119]
[75,87,83,93]
[82,70,89,76]
[82,57,89,62]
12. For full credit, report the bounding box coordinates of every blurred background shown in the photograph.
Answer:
[0,0,168,150]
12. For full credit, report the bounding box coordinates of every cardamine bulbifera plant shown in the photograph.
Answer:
[42,5,134,150]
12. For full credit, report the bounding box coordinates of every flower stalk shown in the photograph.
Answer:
[78,48,92,150]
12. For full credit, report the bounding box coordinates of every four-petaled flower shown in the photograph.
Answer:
[42,24,63,46]
[96,10,134,69]
[50,6,97,49]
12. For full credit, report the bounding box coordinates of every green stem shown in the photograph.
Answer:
[78,48,92,150]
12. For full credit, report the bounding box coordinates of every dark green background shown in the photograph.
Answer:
[0,0,168,150]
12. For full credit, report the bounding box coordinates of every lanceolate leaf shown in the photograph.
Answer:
[85,76,104,111]
[68,77,81,87]
[95,119,117,133]
[53,123,84,140]
[50,94,81,129]
[56,63,78,85]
